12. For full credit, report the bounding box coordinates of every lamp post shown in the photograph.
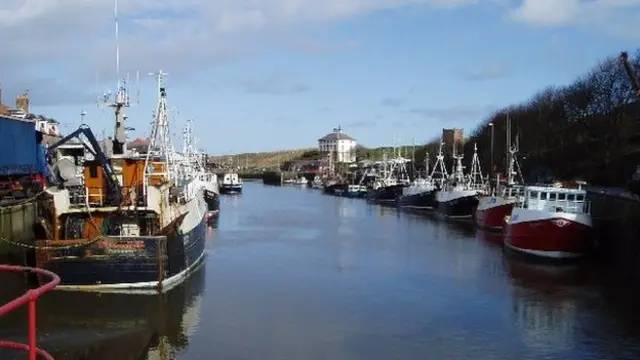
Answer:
[489,122,494,177]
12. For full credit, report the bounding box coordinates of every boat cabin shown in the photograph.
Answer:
[517,186,591,215]
[221,173,241,185]
[79,156,168,207]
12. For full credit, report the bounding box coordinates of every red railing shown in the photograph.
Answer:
[0,265,60,360]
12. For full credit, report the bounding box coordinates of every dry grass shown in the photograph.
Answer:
[208,148,315,169]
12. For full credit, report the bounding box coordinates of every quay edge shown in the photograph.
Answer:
[587,187,640,276]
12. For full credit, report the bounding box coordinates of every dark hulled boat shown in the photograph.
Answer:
[435,145,486,219]
[367,180,405,204]
[366,155,410,204]
[436,187,480,219]
[323,181,348,196]
[204,188,220,218]
[34,71,207,293]
[219,172,243,194]
[398,151,444,211]
[342,184,367,198]
[398,178,436,210]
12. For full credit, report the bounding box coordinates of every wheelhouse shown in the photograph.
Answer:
[516,186,591,215]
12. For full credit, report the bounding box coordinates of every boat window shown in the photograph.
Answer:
[567,194,575,201]
[529,191,538,199]
[557,193,566,200]
[540,192,547,200]
[576,194,585,201]
[89,164,98,178]
[548,193,557,201]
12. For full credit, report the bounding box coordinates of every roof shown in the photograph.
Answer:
[318,130,355,142]
[130,138,149,145]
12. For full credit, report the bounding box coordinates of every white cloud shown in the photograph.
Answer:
[0,0,480,106]
[509,0,640,30]
[3,0,640,108]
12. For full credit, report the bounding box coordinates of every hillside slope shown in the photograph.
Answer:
[208,148,317,169]
[207,144,427,170]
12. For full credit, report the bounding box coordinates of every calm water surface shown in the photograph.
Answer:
[1,181,640,359]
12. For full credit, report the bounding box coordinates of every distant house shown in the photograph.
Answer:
[318,126,357,163]
[128,138,149,153]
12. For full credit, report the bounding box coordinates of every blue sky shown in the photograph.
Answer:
[1,0,640,154]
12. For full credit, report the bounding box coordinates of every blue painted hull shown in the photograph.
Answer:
[38,215,207,291]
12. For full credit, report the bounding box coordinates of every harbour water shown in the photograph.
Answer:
[1,180,640,359]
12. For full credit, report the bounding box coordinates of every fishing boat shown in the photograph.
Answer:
[504,182,593,260]
[435,144,486,219]
[34,69,207,294]
[342,184,367,198]
[178,119,220,220]
[218,172,243,194]
[475,117,524,230]
[322,179,348,196]
[367,153,410,204]
[284,176,308,185]
[310,175,323,189]
[397,150,446,211]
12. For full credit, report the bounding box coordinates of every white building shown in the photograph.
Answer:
[318,126,357,163]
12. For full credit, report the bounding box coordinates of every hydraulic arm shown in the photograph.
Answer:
[48,124,122,205]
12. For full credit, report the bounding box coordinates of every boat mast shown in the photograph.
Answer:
[145,70,174,181]
[469,143,484,187]
[430,142,448,187]
[106,0,136,155]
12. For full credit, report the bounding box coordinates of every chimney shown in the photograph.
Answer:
[15,93,29,113]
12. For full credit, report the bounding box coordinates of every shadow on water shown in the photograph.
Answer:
[0,262,207,360]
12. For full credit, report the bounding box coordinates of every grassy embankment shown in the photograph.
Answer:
[208,145,424,178]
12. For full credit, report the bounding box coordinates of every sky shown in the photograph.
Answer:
[1,0,640,154]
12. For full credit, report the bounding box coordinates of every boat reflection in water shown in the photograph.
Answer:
[0,263,206,360]
[475,228,504,247]
[505,258,588,353]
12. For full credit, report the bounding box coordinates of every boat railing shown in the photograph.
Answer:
[72,186,147,207]
[468,182,487,192]
[0,265,60,360]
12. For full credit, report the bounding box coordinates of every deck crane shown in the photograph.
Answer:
[47,124,123,206]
